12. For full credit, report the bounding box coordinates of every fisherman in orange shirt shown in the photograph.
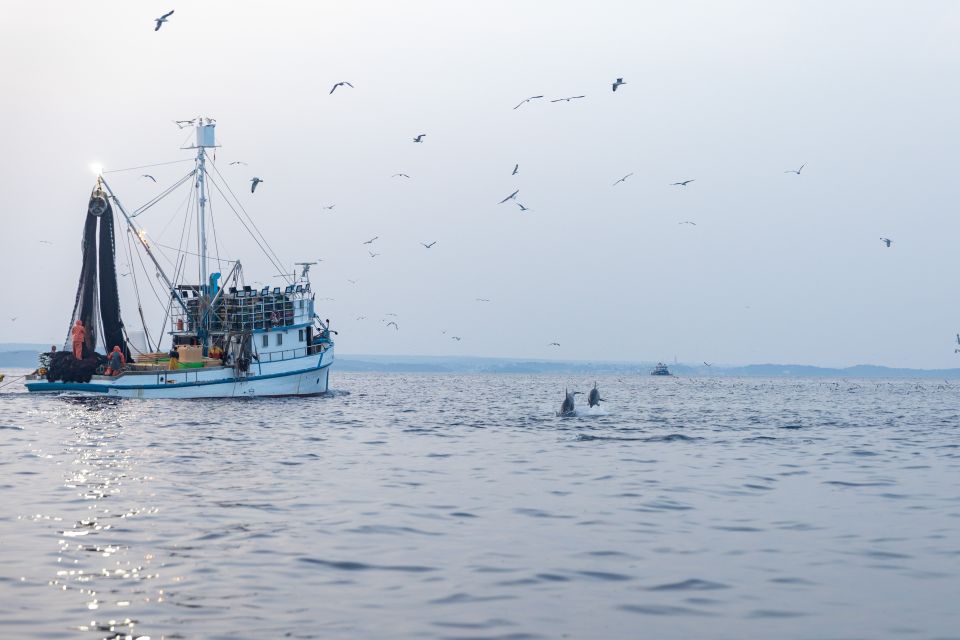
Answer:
[71,320,86,359]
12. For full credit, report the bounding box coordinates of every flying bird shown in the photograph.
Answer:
[451,336,462,341]
[140,174,156,182]
[513,96,544,109]
[392,173,411,178]
[386,321,399,330]
[476,298,490,303]
[612,77,626,92]
[347,279,358,285]
[174,119,195,129]
[250,177,263,193]
[330,81,354,94]
[516,202,530,212]
[154,10,174,31]
[612,173,633,186]
[784,163,806,175]
[549,342,560,347]
[38,240,53,245]
[550,96,586,102]
[421,241,437,249]
[678,221,697,226]
[322,204,335,210]
[356,315,366,320]
[362,236,378,245]
[512,164,519,175]
[498,189,519,204]
[671,179,695,186]
[9,317,17,322]
[413,134,426,143]
[368,251,380,258]
[229,161,248,166]
[704,362,713,367]
[880,237,892,247]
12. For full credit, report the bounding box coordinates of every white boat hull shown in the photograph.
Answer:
[26,348,333,399]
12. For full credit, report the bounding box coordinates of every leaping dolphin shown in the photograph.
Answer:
[559,389,581,417]
[587,382,604,408]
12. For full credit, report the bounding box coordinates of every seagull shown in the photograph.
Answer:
[516,203,531,212]
[322,204,335,210]
[347,279,358,284]
[880,237,892,247]
[330,81,354,94]
[612,77,626,92]
[612,173,633,186]
[368,251,380,258]
[678,221,697,226]
[498,189,519,204]
[174,119,195,129]
[386,321,399,330]
[38,240,53,245]
[413,134,426,143]
[784,163,805,175]
[421,241,437,249]
[513,96,544,109]
[392,173,411,178]
[250,177,263,193]
[362,236,378,245]
[550,96,586,102]
[356,315,366,320]
[512,164,519,175]
[9,317,17,322]
[704,362,713,367]
[671,179,695,186]
[451,336,462,341]
[229,161,248,166]
[476,298,491,302]
[141,174,156,182]
[384,313,398,317]
[154,10,174,31]
[549,342,560,347]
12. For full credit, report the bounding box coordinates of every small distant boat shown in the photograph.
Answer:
[650,362,672,376]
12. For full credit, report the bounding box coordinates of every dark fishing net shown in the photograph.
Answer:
[97,195,131,362]
[45,351,104,383]
[63,189,102,355]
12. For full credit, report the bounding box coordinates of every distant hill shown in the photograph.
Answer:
[3,344,959,378]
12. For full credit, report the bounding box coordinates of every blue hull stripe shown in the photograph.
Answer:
[26,361,331,393]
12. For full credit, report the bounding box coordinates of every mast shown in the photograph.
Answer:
[192,119,218,351]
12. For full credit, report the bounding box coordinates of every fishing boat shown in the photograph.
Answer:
[26,120,334,398]
[650,362,672,376]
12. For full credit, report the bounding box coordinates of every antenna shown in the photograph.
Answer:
[294,261,317,278]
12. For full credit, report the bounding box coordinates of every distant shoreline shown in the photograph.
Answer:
[5,345,957,379]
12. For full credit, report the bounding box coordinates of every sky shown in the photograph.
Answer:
[0,1,958,368]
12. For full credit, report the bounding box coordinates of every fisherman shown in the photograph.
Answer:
[104,346,126,376]
[71,320,86,359]
[168,345,180,370]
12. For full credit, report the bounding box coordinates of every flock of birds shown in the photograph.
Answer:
[137,8,912,355]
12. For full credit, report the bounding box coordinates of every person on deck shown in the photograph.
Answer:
[71,320,86,359]
[168,346,180,370]
[104,346,126,376]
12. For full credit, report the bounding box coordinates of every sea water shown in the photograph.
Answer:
[0,373,957,639]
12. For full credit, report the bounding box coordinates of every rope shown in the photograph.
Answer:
[0,374,27,390]
[132,170,196,217]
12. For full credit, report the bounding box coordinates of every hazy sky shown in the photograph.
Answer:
[1,1,958,368]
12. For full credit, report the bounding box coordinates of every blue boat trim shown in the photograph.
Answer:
[26,360,331,393]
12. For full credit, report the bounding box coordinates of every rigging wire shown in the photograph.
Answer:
[204,156,291,282]
[132,169,196,217]
[102,158,194,174]
[122,222,155,352]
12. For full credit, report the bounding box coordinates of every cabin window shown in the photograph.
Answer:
[276,333,283,346]
[298,329,305,342]
[262,334,268,348]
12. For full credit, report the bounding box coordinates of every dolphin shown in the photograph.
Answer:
[559,388,581,417]
[588,382,604,408]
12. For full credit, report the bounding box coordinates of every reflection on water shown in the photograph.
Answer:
[0,374,958,639]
